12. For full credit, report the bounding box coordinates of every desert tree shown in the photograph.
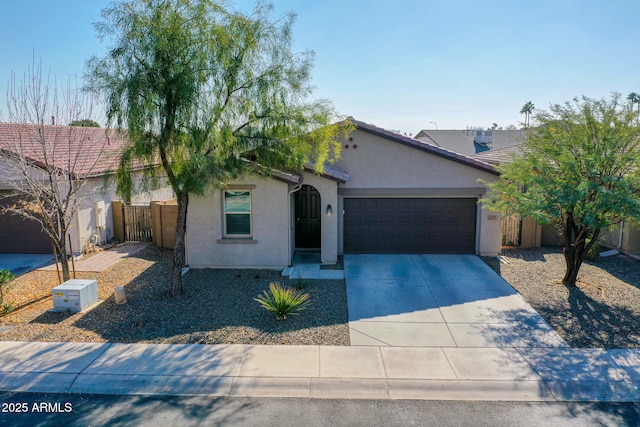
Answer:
[485,94,640,287]
[0,60,106,281]
[87,0,351,296]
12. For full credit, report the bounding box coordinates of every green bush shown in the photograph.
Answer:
[0,269,16,314]
[255,282,310,320]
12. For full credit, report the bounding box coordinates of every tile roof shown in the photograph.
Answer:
[471,144,526,165]
[352,119,499,175]
[304,163,350,183]
[414,129,531,157]
[0,122,129,178]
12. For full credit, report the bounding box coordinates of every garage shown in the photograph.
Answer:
[343,198,477,254]
[0,192,50,254]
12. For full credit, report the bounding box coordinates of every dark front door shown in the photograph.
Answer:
[295,185,321,248]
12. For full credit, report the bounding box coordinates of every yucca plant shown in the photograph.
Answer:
[255,282,310,320]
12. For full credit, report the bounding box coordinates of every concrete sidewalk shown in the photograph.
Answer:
[0,341,638,402]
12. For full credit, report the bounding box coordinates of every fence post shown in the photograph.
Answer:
[151,201,162,247]
[112,201,125,243]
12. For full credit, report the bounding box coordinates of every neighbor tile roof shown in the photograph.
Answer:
[471,144,526,165]
[0,122,129,178]
[353,119,499,175]
[414,129,531,157]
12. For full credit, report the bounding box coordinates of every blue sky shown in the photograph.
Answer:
[1,0,639,134]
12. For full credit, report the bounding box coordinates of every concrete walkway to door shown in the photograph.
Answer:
[345,254,568,348]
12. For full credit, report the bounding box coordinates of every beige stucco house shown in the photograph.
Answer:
[186,120,502,269]
[0,122,173,254]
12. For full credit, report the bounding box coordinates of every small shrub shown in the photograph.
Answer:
[255,282,310,320]
[0,269,16,315]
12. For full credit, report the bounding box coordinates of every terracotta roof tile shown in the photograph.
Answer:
[0,122,130,178]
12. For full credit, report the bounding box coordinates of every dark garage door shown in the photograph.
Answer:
[0,193,51,253]
[343,198,477,254]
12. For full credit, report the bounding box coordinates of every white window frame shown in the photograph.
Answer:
[223,189,252,238]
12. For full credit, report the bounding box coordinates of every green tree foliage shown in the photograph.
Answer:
[69,119,101,127]
[86,0,350,296]
[486,94,640,287]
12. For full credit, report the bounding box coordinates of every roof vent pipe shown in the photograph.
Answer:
[51,116,56,126]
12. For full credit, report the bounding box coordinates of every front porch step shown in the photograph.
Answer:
[281,266,295,277]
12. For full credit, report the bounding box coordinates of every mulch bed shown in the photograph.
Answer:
[0,246,349,345]
[485,247,640,349]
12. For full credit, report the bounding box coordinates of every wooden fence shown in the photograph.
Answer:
[501,214,522,246]
[123,204,153,242]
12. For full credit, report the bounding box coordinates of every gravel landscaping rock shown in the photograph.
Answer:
[0,246,349,345]
[488,247,640,349]
[3,244,639,349]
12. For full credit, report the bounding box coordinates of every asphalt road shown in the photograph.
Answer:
[1,392,639,427]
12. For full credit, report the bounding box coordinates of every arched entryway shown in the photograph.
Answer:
[294,185,321,248]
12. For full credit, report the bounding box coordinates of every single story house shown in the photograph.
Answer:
[186,119,502,269]
[0,122,173,254]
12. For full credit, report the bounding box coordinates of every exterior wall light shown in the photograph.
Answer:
[326,204,332,215]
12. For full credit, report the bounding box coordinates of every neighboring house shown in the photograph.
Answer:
[472,144,640,255]
[186,119,502,269]
[414,129,530,156]
[0,122,173,254]
[471,144,556,248]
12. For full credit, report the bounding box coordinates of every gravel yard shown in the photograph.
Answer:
[0,246,349,345]
[2,245,639,349]
[487,247,640,349]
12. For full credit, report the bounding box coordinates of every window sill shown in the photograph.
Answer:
[216,238,258,244]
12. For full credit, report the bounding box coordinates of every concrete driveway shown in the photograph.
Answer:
[345,254,568,348]
[0,254,53,276]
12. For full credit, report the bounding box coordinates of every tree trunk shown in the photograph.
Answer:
[562,248,582,287]
[561,217,600,287]
[171,191,189,297]
[58,238,71,282]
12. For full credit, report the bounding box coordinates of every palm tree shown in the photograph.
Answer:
[627,92,640,116]
[520,101,535,127]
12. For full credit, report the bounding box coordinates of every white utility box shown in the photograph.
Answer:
[52,279,98,312]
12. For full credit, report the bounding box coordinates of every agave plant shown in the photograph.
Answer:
[255,282,310,320]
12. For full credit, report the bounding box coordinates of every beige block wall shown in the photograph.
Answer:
[602,221,640,253]
[186,176,291,269]
[478,200,501,256]
[151,199,178,249]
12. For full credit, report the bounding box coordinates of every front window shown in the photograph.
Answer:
[224,190,252,237]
